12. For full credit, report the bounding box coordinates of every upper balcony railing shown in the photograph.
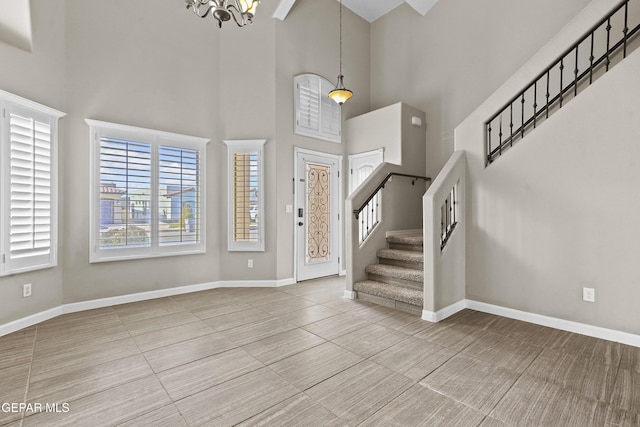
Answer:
[486,0,640,165]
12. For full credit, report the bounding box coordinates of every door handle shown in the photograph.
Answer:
[298,222,304,226]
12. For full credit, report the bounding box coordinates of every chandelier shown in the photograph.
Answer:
[185,0,259,28]
[328,0,353,105]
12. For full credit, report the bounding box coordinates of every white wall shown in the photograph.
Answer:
[456,0,640,335]
[370,0,592,179]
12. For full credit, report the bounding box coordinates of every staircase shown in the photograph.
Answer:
[353,232,424,315]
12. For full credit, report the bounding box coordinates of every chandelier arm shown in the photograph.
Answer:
[187,3,215,18]
[226,4,249,26]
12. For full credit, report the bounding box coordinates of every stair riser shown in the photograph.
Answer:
[388,242,423,252]
[379,258,424,271]
[367,273,423,290]
[356,292,422,316]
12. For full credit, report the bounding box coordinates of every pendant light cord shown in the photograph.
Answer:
[339,0,343,75]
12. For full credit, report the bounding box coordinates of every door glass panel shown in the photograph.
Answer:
[305,162,331,264]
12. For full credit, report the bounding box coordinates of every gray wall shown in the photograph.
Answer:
[370,0,592,179]
[0,0,66,324]
[456,0,640,335]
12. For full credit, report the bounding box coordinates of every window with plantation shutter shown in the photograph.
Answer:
[294,74,341,143]
[86,119,209,263]
[225,139,265,251]
[0,91,64,276]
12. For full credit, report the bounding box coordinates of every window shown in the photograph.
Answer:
[294,74,341,143]
[86,119,209,262]
[0,90,65,276]
[225,139,265,251]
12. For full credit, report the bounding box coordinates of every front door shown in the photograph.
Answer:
[295,149,341,281]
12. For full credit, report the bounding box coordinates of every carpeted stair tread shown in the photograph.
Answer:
[354,280,423,307]
[386,232,423,246]
[365,263,423,283]
[377,248,423,264]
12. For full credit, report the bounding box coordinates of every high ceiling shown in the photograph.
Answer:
[273,0,440,23]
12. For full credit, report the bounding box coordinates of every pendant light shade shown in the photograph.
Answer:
[328,75,353,105]
[329,0,353,105]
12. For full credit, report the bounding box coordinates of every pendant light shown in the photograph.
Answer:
[328,0,353,105]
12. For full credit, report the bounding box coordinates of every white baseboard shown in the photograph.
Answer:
[466,300,640,348]
[344,290,356,300]
[422,299,466,322]
[339,269,347,277]
[0,277,297,338]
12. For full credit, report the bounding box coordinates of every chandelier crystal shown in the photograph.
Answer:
[185,0,259,28]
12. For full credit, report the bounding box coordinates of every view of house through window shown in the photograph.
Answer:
[88,119,208,262]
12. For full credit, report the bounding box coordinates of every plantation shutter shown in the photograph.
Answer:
[9,113,52,259]
[1,93,64,276]
[294,74,341,143]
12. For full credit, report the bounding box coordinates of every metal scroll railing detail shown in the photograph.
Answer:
[353,173,430,244]
[486,0,640,165]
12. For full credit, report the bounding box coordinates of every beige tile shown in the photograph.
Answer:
[349,304,398,322]
[122,310,200,336]
[35,308,115,330]
[370,336,456,382]
[321,298,370,313]
[440,309,500,331]
[332,323,409,358]
[237,393,345,426]
[157,347,263,401]
[462,331,542,373]
[34,316,130,354]
[359,384,486,426]
[111,297,185,323]
[242,328,326,365]
[175,367,299,426]
[593,403,640,426]
[203,307,273,332]
[610,368,640,414]
[169,289,239,310]
[485,316,549,342]
[0,327,35,370]
[30,337,140,383]
[132,320,215,352]
[300,290,344,304]
[525,347,619,403]
[421,354,519,414]
[0,363,31,426]
[219,317,297,346]
[276,304,342,327]
[305,360,413,424]
[117,404,187,427]
[28,354,153,404]
[375,311,434,335]
[620,344,640,373]
[259,297,318,316]
[143,332,237,373]
[301,312,371,341]
[269,342,362,390]
[190,301,254,320]
[242,291,304,308]
[478,417,508,426]
[490,375,603,426]
[548,331,623,362]
[22,375,171,427]
[414,322,484,351]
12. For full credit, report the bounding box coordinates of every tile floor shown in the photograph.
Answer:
[1,276,639,426]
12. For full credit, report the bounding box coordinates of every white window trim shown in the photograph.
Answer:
[86,119,210,263]
[294,73,342,143]
[225,139,266,252]
[0,90,65,277]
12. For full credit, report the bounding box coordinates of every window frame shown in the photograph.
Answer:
[293,74,342,143]
[225,139,266,252]
[86,119,209,263]
[0,90,65,277]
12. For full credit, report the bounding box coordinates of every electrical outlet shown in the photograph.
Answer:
[23,283,32,298]
[248,259,253,268]
[583,287,595,302]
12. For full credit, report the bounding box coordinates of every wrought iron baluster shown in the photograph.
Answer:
[487,122,492,164]
[623,0,629,57]
[574,45,579,97]
[589,32,595,84]
[509,103,513,146]
[545,71,550,119]
[559,59,564,108]
[533,82,538,128]
[499,115,503,156]
[521,93,525,139]
[606,17,611,71]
